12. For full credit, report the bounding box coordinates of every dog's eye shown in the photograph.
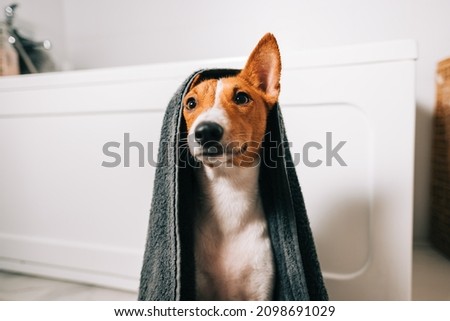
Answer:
[185,97,197,110]
[234,92,250,105]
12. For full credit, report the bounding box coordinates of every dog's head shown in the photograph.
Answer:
[182,33,281,167]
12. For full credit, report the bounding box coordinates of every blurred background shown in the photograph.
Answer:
[0,0,449,300]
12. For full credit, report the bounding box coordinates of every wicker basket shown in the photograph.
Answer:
[431,58,450,258]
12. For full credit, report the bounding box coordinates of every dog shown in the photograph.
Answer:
[182,33,281,300]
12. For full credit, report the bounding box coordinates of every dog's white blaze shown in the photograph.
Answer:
[188,80,230,159]
[189,80,229,136]
[214,79,224,108]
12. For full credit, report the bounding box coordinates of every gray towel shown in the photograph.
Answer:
[138,69,328,301]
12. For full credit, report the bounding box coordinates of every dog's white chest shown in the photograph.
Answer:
[194,165,274,300]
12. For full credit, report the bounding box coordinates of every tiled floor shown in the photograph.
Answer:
[0,244,448,301]
[0,272,137,301]
[412,244,450,300]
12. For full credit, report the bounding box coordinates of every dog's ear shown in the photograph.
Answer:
[240,33,281,106]
[187,73,203,92]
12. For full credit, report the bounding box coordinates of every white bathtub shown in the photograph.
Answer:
[0,40,417,300]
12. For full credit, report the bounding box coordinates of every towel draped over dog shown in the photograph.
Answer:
[138,69,328,301]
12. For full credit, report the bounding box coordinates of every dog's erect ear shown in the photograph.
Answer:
[240,33,281,106]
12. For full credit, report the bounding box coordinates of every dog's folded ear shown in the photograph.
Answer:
[240,33,281,107]
[187,73,203,92]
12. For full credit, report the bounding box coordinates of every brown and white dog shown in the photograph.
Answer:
[182,33,281,300]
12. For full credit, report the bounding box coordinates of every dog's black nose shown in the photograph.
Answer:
[195,122,224,145]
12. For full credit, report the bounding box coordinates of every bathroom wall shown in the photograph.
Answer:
[3,0,450,244]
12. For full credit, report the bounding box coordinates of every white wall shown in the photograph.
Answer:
[4,0,450,243]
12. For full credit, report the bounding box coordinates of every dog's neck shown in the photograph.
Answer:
[195,162,263,232]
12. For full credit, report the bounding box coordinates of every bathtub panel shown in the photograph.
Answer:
[283,104,371,276]
[0,112,163,289]
[0,41,416,299]
[280,60,416,300]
